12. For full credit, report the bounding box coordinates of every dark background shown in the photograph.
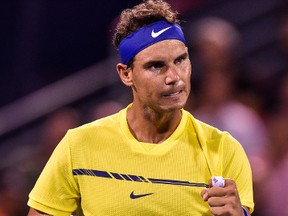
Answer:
[1,0,214,108]
[1,1,141,107]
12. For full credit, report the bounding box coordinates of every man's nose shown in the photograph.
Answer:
[165,66,180,85]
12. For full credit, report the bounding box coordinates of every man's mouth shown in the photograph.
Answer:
[163,90,183,97]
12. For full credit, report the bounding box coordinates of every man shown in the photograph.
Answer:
[27,0,254,215]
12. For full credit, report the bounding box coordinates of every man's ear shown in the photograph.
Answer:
[116,63,133,87]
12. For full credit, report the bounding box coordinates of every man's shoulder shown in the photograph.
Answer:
[187,111,242,155]
[69,111,123,136]
[61,111,125,152]
[184,110,225,133]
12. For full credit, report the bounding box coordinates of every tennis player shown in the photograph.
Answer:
[27,0,254,215]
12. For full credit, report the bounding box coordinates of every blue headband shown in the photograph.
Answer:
[119,21,186,65]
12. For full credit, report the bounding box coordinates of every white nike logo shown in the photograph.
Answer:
[151,26,172,38]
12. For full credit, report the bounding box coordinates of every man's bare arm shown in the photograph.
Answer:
[27,208,51,216]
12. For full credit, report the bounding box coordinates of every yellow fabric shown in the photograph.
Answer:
[28,106,254,215]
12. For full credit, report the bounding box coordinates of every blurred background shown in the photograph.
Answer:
[1,0,288,215]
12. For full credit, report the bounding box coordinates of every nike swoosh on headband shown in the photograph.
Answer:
[151,26,173,38]
[130,191,154,199]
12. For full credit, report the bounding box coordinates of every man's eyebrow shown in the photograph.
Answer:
[176,52,188,59]
[143,60,164,68]
[142,51,188,68]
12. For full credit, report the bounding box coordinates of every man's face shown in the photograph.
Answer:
[129,39,191,113]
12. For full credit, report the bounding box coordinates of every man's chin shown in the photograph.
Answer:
[160,102,186,112]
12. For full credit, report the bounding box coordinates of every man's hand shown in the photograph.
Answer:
[201,178,249,216]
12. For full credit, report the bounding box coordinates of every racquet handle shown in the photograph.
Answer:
[211,176,225,187]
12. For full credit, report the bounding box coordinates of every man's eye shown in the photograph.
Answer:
[149,63,163,69]
[176,56,185,64]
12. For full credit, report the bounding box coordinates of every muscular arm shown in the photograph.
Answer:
[27,208,51,216]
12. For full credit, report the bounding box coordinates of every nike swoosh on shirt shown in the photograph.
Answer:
[130,191,154,199]
[151,26,173,38]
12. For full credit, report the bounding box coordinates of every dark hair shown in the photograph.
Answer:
[112,0,180,50]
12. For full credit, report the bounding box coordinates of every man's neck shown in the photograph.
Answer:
[126,104,182,144]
